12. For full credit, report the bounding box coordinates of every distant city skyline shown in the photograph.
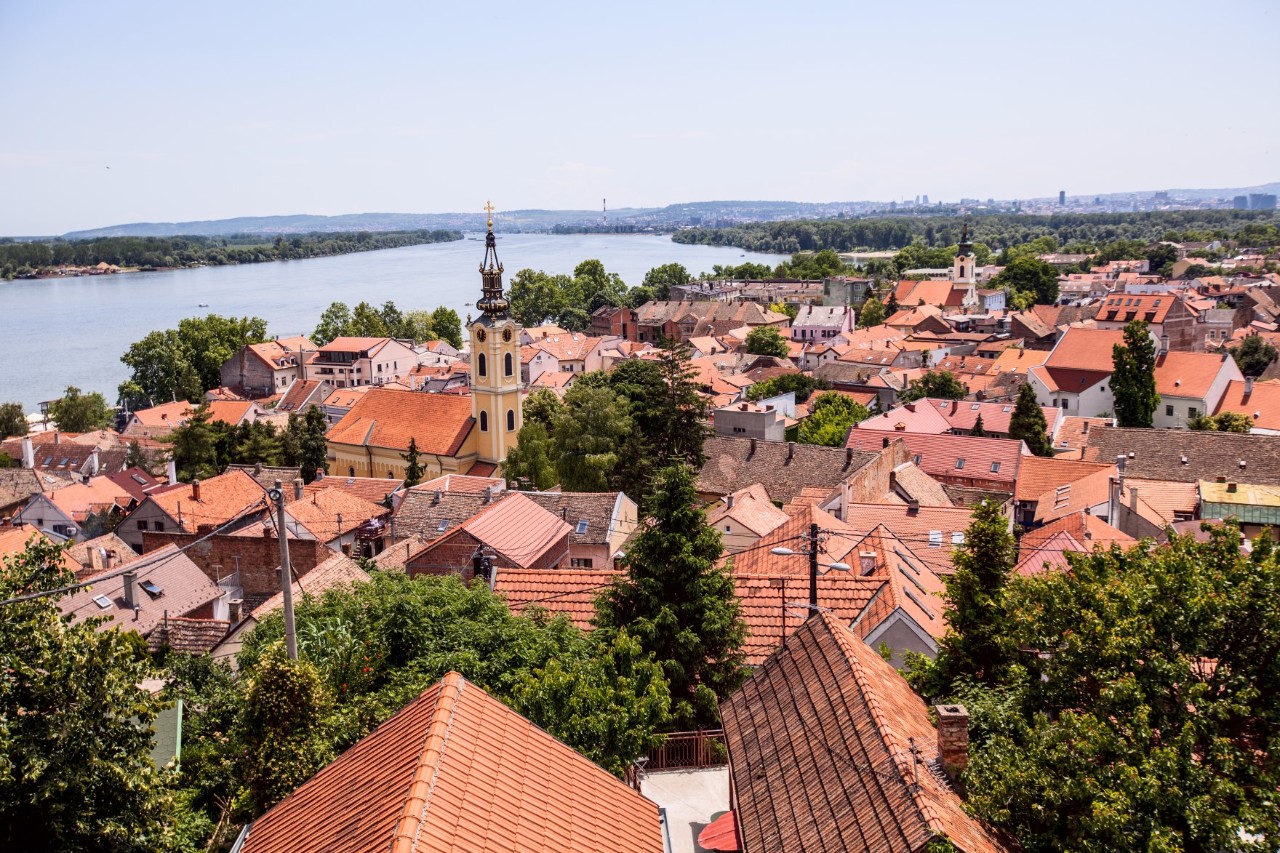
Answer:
[3,0,1277,235]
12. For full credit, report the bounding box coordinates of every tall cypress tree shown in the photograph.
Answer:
[1112,320,1160,428]
[402,436,424,488]
[1009,382,1052,456]
[595,462,746,728]
[971,413,987,437]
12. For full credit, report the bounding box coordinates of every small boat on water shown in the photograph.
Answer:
[198,303,209,307]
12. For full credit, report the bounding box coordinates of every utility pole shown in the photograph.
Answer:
[271,480,298,660]
[808,521,820,617]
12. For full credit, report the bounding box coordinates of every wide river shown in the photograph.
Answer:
[1,234,786,410]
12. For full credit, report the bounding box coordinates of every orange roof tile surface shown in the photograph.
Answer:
[327,388,474,455]
[496,568,619,630]
[461,492,571,566]
[1215,378,1280,430]
[1046,327,1127,372]
[721,614,1009,853]
[145,469,268,532]
[1154,351,1237,399]
[251,552,368,619]
[1018,511,1135,561]
[285,488,389,543]
[239,672,663,853]
[1014,456,1114,502]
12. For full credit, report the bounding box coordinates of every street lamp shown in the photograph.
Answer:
[770,522,851,618]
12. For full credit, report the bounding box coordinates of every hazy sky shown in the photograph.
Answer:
[3,0,1276,235]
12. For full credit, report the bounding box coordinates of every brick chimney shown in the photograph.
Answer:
[191,479,201,502]
[935,704,970,778]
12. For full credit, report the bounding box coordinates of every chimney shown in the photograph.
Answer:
[845,447,854,466]
[726,494,735,510]
[167,456,178,484]
[191,479,201,502]
[906,498,920,515]
[316,468,326,481]
[293,478,304,501]
[1082,421,1090,435]
[53,430,60,445]
[122,569,138,610]
[105,550,116,571]
[484,486,493,504]
[859,551,876,575]
[1129,486,1140,511]
[254,462,264,475]
[1245,377,1255,399]
[21,436,33,469]
[1160,334,1169,354]
[432,490,442,505]
[88,447,100,477]
[749,438,757,456]
[229,598,244,623]
[935,704,970,778]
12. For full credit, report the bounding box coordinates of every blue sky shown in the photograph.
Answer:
[2,0,1276,235]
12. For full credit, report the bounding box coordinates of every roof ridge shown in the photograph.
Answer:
[392,671,465,853]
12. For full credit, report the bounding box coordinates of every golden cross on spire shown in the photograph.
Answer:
[484,200,495,229]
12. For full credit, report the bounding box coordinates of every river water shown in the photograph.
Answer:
[1,234,786,410]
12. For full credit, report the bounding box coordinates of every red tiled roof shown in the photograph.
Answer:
[303,474,403,505]
[461,493,571,566]
[1154,351,1237,399]
[1215,378,1280,429]
[327,389,474,455]
[496,568,619,630]
[1018,511,1135,561]
[1046,327,1127,372]
[143,468,268,533]
[240,672,663,853]
[846,430,1024,486]
[721,613,1010,853]
[1015,456,1114,502]
[252,552,368,619]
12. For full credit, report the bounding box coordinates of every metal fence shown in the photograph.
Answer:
[644,729,727,772]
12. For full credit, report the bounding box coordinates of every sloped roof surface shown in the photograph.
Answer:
[698,436,878,504]
[239,672,663,853]
[1081,425,1280,485]
[59,544,222,636]
[327,389,475,455]
[721,614,1009,853]
[462,493,572,566]
[145,468,268,532]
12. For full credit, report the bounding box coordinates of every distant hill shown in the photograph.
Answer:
[54,183,1280,239]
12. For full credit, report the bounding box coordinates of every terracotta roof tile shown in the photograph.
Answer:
[698,436,879,504]
[1015,456,1114,502]
[721,613,1010,853]
[252,552,369,619]
[147,616,230,653]
[240,672,663,853]
[327,389,475,456]
[496,568,619,630]
[846,431,1024,488]
[142,469,269,533]
[60,544,222,636]
[706,483,791,537]
[1081,425,1280,485]
[283,488,389,544]
[1154,351,1238,399]
[461,493,572,566]
[1019,511,1135,560]
[1053,416,1111,453]
[1215,378,1280,430]
[1046,327,1127,372]
[304,474,403,505]
[0,526,81,572]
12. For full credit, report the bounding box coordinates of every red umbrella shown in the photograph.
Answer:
[697,810,740,851]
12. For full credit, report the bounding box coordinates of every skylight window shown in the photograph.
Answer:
[991,461,1001,473]
[139,579,163,598]
[92,594,112,609]
[437,519,451,532]
[1002,406,1012,413]
[955,458,966,469]
[971,403,980,410]
[952,531,965,545]
[576,519,589,535]
[929,530,943,547]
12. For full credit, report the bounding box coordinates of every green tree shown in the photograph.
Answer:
[573,259,628,313]
[1213,410,1253,433]
[962,523,1280,851]
[744,326,790,357]
[236,642,333,815]
[744,372,829,404]
[229,421,283,467]
[522,387,567,429]
[798,391,870,446]
[900,370,967,403]
[348,301,390,337]
[399,309,439,344]
[1008,383,1053,456]
[176,314,269,391]
[286,405,330,483]
[911,500,1018,698]
[504,421,558,491]
[429,306,463,348]
[596,462,747,728]
[858,296,886,328]
[551,385,634,491]
[48,385,113,431]
[0,537,175,850]
[119,329,203,407]
[312,301,353,346]
[402,436,424,488]
[1111,320,1160,428]
[165,404,222,481]
[1230,333,1278,377]
[641,262,691,300]
[991,256,1060,305]
[508,268,574,328]
[971,413,986,437]
[0,402,26,439]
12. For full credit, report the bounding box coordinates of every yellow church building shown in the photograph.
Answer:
[325,205,523,480]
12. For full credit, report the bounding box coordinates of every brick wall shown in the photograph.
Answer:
[844,442,912,504]
[142,530,330,599]
[407,529,569,581]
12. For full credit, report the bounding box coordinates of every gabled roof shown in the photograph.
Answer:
[1214,379,1280,429]
[277,379,328,412]
[1081,425,1280,485]
[1015,456,1114,502]
[720,613,1009,853]
[59,544,222,636]
[1153,351,1239,399]
[36,475,134,522]
[846,431,1024,486]
[460,493,572,566]
[855,401,952,434]
[495,568,619,631]
[698,436,879,504]
[327,389,475,456]
[706,483,791,537]
[1096,292,1182,325]
[926,397,1061,436]
[251,552,368,620]
[316,335,393,354]
[1018,511,1134,562]
[1045,326,1127,372]
[239,672,663,853]
[283,488,388,544]
[0,527,81,572]
[1014,530,1084,577]
[142,468,268,532]
[1053,415,1111,454]
[517,491,633,547]
[304,474,403,505]
[1031,467,1116,524]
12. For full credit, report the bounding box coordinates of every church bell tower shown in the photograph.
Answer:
[953,221,976,285]
[470,202,523,466]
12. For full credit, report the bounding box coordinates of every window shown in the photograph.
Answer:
[990,461,1000,473]
[155,522,164,532]
[929,530,943,547]
[507,409,515,431]
[576,519,589,535]
[955,458,965,469]
[913,454,922,464]
[136,520,148,531]
[477,353,487,377]
[92,594,113,609]
[1166,405,1174,416]
[1188,407,1199,418]
[504,352,513,377]
[725,525,732,532]
[139,580,163,598]
[569,558,594,568]
[479,410,488,431]
[349,467,356,477]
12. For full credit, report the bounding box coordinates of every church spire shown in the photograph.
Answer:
[477,200,508,318]
[957,221,974,258]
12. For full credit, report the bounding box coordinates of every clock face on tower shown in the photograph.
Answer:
[476,328,487,343]
[502,327,513,342]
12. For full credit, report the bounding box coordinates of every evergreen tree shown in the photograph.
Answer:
[595,462,747,728]
[402,436,424,488]
[971,413,987,437]
[1112,320,1160,428]
[288,405,329,483]
[1008,383,1053,456]
[913,500,1018,697]
[650,341,711,471]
